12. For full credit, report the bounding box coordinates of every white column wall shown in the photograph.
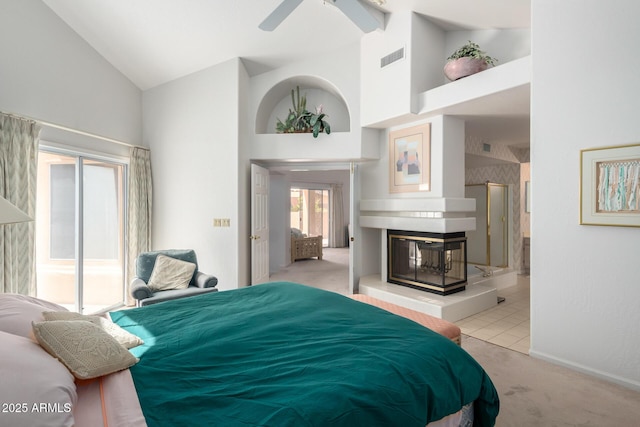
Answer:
[530,0,640,389]
[143,59,242,290]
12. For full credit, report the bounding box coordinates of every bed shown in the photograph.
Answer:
[109,282,499,426]
[0,283,499,427]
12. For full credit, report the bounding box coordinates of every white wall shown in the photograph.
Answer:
[143,58,243,291]
[0,0,141,150]
[531,0,640,389]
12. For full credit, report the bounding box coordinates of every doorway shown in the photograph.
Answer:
[261,164,354,290]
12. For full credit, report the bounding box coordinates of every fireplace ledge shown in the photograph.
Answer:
[360,198,476,233]
[358,274,497,322]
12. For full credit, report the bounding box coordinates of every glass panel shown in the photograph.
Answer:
[290,189,302,231]
[489,185,508,267]
[290,188,329,247]
[82,159,124,313]
[36,152,77,309]
[49,164,76,259]
[388,231,467,294]
[36,152,125,313]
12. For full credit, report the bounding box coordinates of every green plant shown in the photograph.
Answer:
[447,41,497,66]
[275,86,331,138]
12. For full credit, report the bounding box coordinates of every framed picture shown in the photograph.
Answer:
[389,123,431,193]
[580,143,640,227]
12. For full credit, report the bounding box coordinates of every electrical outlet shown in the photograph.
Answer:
[213,218,222,227]
[221,218,230,227]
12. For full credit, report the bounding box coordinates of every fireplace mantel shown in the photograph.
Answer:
[360,197,476,233]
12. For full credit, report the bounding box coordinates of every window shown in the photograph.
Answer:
[36,150,126,313]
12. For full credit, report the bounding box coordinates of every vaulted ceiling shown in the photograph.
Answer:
[42,0,531,159]
[43,0,530,90]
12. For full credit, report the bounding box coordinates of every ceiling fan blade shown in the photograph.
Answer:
[332,0,382,33]
[259,0,304,31]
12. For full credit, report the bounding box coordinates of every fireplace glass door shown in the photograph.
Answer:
[388,231,467,295]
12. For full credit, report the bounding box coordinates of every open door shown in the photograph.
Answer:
[251,164,270,284]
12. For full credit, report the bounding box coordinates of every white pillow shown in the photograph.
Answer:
[0,330,77,427]
[146,254,196,291]
[0,293,68,338]
[42,311,144,349]
[32,320,139,380]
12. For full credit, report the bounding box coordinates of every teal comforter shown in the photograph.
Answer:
[110,282,498,426]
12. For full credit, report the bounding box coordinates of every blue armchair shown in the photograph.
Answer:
[130,249,218,306]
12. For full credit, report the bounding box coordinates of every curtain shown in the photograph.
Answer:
[330,183,346,248]
[126,147,152,305]
[0,114,40,294]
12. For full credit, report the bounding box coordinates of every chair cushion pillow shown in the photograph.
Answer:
[146,254,197,291]
[136,249,198,285]
[42,311,144,349]
[32,320,139,380]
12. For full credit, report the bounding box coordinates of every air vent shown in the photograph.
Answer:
[380,47,404,68]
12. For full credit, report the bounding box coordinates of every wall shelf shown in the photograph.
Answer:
[364,56,531,129]
[359,197,477,234]
[250,131,379,162]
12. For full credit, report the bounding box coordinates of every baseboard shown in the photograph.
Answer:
[529,349,640,392]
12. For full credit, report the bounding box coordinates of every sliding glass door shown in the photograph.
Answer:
[290,188,329,246]
[36,150,126,313]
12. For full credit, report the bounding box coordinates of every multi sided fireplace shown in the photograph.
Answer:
[387,230,467,295]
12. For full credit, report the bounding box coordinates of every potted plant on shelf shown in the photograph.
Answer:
[444,41,497,81]
[275,86,331,138]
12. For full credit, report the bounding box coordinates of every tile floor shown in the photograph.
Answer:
[455,274,530,354]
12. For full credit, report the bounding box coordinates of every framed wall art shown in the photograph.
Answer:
[580,143,640,227]
[389,123,431,193]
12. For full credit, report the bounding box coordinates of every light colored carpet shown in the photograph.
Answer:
[268,249,640,425]
[268,247,350,295]
[463,336,640,426]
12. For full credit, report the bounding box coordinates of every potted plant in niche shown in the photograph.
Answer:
[444,41,497,81]
[275,86,331,138]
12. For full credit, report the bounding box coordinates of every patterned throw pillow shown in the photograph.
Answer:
[32,320,139,380]
[146,254,196,291]
[42,311,143,349]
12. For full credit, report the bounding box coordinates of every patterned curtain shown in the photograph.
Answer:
[0,114,40,294]
[330,183,346,248]
[126,147,152,305]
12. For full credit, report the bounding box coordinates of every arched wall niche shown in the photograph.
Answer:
[255,75,351,134]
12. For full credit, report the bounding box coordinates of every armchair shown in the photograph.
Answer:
[130,249,218,307]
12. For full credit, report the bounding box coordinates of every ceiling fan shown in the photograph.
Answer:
[259,0,386,33]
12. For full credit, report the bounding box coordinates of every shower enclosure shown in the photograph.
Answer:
[465,183,509,268]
